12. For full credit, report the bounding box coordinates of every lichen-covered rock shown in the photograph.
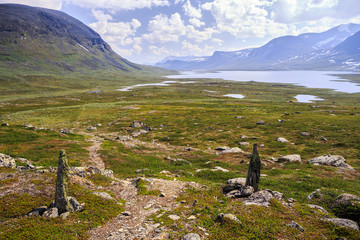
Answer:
[42,207,59,218]
[0,153,16,168]
[183,233,201,240]
[223,178,246,193]
[278,154,301,163]
[307,189,322,200]
[322,218,359,231]
[93,192,114,200]
[287,221,305,232]
[216,213,241,224]
[244,190,283,207]
[130,120,143,128]
[55,150,74,214]
[307,155,352,169]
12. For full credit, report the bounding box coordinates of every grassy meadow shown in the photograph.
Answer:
[0,72,360,239]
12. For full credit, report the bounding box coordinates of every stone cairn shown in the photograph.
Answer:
[245,143,261,192]
[54,149,74,214]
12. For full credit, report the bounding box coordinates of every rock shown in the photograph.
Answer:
[188,215,197,220]
[160,170,172,175]
[69,167,88,177]
[43,207,59,218]
[87,126,97,131]
[24,124,34,128]
[240,142,249,146]
[68,196,84,212]
[256,121,265,125]
[213,166,229,172]
[1,123,9,127]
[277,137,289,143]
[135,168,149,173]
[221,147,245,154]
[300,132,311,136]
[307,155,352,169]
[94,123,102,127]
[0,153,16,168]
[153,232,170,239]
[287,221,304,232]
[132,129,148,137]
[320,137,328,141]
[277,154,301,163]
[143,126,152,131]
[241,135,248,139]
[93,192,114,200]
[130,121,143,128]
[60,212,70,219]
[322,218,359,231]
[307,189,322,200]
[59,128,71,134]
[183,233,201,240]
[116,135,133,142]
[216,213,241,224]
[101,169,114,178]
[332,193,360,222]
[168,215,180,221]
[215,146,230,151]
[244,190,283,207]
[237,186,254,197]
[307,204,328,213]
[55,150,74,214]
[223,178,247,193]
[235,116,245,119]
[26,206,47,217]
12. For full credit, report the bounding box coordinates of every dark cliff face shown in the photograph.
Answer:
[0,4,141,72]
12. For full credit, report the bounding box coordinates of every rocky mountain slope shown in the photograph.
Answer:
[157,23,360,71]
[0,4,143,74]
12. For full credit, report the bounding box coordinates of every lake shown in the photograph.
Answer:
[166,71,360,93]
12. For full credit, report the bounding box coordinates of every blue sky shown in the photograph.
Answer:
[2,0,360,64]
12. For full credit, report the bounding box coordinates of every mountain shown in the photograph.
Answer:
[0,4,156,75]
[156,23,360,71]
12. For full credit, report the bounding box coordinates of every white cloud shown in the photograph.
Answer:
[149,45,170,55]
[65,0,169,10]
[186,25,217,42]
[189,18,205,27]
[183,0,202,19]
[181,40,213,55]
[142,13,187,43]
[272,0,360,23]
[0,0,62,9]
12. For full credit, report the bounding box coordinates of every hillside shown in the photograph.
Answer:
[157,24,360,71]
[0,4,167,76]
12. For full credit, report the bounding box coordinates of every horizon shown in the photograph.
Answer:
[1,0,360,64]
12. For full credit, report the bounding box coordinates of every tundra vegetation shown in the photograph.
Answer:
[0,71,360,239]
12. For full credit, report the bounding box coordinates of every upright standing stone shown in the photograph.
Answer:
[55,150,73,214]
[246,144,261,192]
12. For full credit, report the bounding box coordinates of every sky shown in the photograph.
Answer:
[1,0,360,64]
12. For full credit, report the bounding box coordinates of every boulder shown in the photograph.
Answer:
[1,123,9,127]
[277,137,289,143]
[322,218,359,231]
[132,129,148,137]
[223,178,246,193]
[168,215,180,221]
[130,121,143,128]
[307,204,328,213]
[59,128,71,134]
[244,190,283,207]
[221,147,245,154]
[307,155,352,169]
[300,132,311,136]
[239,142,250,146]
[26,206,47,217]
[182,233,201,240]
[101,169,114,178]
[87,126,97,131]
[277,154,301,163]
[215,146,230,151]
[287,221,305,232]
[68,196,84,212]
[42,207,59,218]
[216,213,241,224]
[213,166,229,172]
[332,193,360,223]
[307,189,322,200]
[0,153,16,168]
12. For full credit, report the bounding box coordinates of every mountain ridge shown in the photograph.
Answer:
[156,23,360,71]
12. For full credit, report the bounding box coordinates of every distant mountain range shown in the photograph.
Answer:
[0,4,167,75]
[156,23,360,71]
